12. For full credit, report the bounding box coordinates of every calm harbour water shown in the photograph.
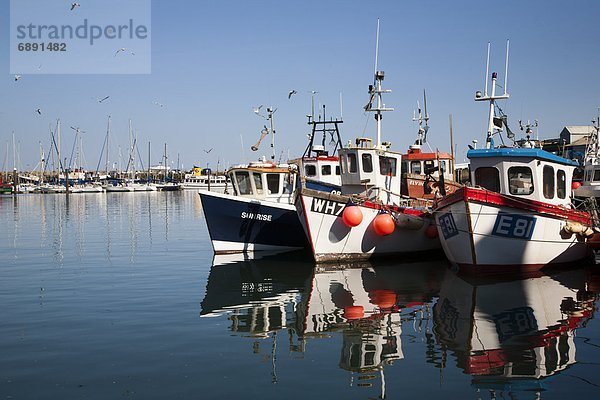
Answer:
[1,191,600,399]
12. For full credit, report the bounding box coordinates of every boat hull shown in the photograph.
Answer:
[199,191,308,254]
[434,187,592,273]
[297,188,441,263]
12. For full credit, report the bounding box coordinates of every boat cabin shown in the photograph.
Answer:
[339,138,403,204]
[228,162,296,203]
[301,145,341,187]
[468,148,578,207]
[401,145,454,181]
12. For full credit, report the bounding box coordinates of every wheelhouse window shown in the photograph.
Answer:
[235,171,252,195]
[266,173,280,195]
[594,169,600,182]
[410,161,421,175]
[380,156,397,176]
[348,153,358,173]
[557,170,566,199]
[543,165,555,199]
[253,173,264,195]
[475,167,500,192]
[283,173,293,194]
[321,165,331,176]
[340,155,346,174]
[362,154,373,173]
[304,164,316,177]
[335,166,340,175]
[424,160,434,174]
[508,167,534,195]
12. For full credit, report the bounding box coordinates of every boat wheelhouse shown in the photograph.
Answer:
[401,145,459,200]
[434,42,594,272]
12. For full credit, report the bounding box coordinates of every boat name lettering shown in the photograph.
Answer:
[492,213,536,240]
[438,212,459,239]
[311,198,345,216]
[241,211,273,221]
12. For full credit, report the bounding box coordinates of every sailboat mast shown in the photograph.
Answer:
[105,116,111,177]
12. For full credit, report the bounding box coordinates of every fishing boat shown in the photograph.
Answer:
[181,166,229,192]
[296,46,441,262]
[199,107,309,254]
[433,42,594,273]
[401,92,462,200]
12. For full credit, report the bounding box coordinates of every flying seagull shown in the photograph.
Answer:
[152,101,164,107]
[203,148,213,154]
[288,90,297,99]
[252,105,263,115]
[36,108,42,115]
[114,48,135,57]
[98,96,110,103]
[14,75,21,81]
[70,3,80,11]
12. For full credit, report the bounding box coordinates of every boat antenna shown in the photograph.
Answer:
[504,39,510,96]
[374,18,380,78]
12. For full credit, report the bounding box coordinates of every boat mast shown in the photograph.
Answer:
[105,116,111,178]
[475,41,510,149]
[366,19,393,148]
[267,107,276,161]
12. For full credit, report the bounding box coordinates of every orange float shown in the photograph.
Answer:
[372,214,395,236]
[342,206,363,227]
[344,305,364,320]
[370,289,396,309]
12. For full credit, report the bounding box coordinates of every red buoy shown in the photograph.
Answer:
[425,224,439,239]
[372,214,395,236]
[572,181,582,190]
[342,206,363,227]
[344,305,364,320]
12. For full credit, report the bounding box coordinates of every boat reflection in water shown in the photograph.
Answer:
[200,254,599,397]
[200,253,448,395]
[433,267,599,395]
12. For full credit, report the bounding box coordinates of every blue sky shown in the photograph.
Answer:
[2,0,600,171]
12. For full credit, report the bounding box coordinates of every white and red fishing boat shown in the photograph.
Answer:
[433,42,594,273]
[297,57,441,262]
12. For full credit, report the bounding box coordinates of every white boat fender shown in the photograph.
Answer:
[562,222,594,238]
[394,212,425,230]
